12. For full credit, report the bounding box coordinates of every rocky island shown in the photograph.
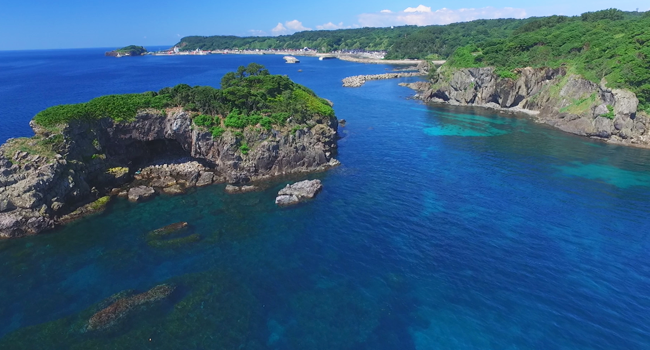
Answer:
[105,45,147,57]
[0,63,339,238]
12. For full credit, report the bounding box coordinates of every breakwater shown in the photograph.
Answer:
[342,72,425,87]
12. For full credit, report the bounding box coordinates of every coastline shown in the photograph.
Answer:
[149,48,441,66]
[400,68,650,150]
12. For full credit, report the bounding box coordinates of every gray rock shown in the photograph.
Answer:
[593,117,614,138]
[162,184,185,195]
[150,176,177,188]
[593,104,609,118]
[196,172,215,187]
[275,179,322,206]
[275,195,300,206]
[128,186,156,202]
[613,89,638,117]
[225,184,258,194]
[0,213,22,238]
[0,199,16,213]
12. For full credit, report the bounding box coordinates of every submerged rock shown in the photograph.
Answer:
[275,179,323,206]
[162,184,185,195]
[225,184,259,194]
[86,284,175,331]
[147,222,188,238]
[58,196,112,224]
[146,221,200,248]
[127,186,156,202]
[147,233,202,248]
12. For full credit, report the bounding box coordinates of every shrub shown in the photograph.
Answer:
[210,126,225,138]
[239,142,250,155]
[193,114,215,127]
[224,109,248,129]
[601,105,615,119]
[495,68,518,79]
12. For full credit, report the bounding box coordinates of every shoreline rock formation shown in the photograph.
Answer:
[275,179,323,206]
[408,66,650,147]
[0,107,338,238]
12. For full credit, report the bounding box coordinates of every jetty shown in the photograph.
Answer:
[342,72,425,87]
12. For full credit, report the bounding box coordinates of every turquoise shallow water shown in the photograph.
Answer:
[1,49,650,349]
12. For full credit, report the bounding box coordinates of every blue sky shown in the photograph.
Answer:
[2,0,649,50]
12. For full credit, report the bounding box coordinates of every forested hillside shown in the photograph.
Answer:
[177,26,420,53]
[173,9,649,109]
[444,9,650,110]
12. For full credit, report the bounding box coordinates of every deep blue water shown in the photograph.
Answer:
[1,48,650,349]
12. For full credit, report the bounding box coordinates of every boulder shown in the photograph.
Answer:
[225,184,259,194]
[196,171,215,187]
[127,186,156,202]
[162,184,185,195]
[275,179,323,206]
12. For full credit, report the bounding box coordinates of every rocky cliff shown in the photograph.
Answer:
[412,67,650,147]
[0,108,338,238]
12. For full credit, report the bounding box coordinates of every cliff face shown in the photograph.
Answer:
[416,67,650,147]
[0,109,338,238]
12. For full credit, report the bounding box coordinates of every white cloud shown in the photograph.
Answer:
[359,6,527,27]
[286,20,311,31]
[380,9,392,13]
[271,20,311,35]
[404,5,431,13]
[316,22,346,30]
[272,22,287,34]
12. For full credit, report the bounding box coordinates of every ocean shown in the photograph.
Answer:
[1,48,650,349]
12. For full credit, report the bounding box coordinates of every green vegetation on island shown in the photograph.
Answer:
[105,45,147,57]
[33,63,334,135]
[442,9,650,110]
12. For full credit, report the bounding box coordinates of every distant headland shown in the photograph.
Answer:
[105,45,147,57]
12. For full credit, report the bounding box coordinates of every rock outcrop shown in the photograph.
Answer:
[412,67,650,147]
[225,184,259,194]
[0,108,338,238]
[275,179,323,206]
[127,186,156,202]
[86,284,175,331]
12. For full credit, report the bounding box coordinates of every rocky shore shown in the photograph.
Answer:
[342,72,425,88]
[0,107,339,238]
[407,66,650,147]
